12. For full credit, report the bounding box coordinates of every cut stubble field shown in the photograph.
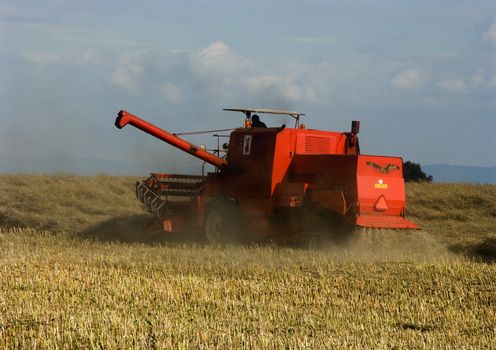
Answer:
[0,174,495,348]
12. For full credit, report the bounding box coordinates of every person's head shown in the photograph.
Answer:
[252,114,260,122]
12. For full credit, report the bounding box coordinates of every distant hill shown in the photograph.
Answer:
[423,164,496,184]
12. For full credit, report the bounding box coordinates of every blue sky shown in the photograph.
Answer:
[1,0,495,171]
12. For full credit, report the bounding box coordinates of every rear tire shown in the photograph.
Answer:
[204,199,241,244]
[307,235,322,250]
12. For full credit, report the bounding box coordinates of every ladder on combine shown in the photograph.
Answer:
[136,174,207,217]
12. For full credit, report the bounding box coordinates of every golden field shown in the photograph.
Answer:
[0,174,495,348]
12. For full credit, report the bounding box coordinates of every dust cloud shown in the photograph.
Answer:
[322,228,458,263]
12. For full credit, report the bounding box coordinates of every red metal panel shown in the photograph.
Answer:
[356,155,405,217]
[237,197,273,216]
[356,214,419,229]
[292,154,359,193]
[292,153,416,229]
[225,128,277,197]
[295,130,345,155]
[271,129,295,195]
[275,182,308,207]
[311,190,347,215]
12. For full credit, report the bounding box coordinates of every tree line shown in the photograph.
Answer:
[403,161,433,182]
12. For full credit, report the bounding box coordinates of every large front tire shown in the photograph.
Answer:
[204,199,241,244]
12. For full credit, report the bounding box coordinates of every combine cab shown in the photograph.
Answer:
[115,108,418,246]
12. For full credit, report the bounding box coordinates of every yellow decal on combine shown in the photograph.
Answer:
[374,183,388,189]
[374,179,388,189]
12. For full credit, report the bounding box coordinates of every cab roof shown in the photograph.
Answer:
[223,108,305,118]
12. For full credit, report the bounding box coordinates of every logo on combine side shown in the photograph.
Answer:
[374,179,388,189]
[366,161,399,173]
[242,135,252,155]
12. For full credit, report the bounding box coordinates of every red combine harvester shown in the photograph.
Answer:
[115,108,418,246]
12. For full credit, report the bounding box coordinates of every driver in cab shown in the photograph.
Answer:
[251,114,267,128]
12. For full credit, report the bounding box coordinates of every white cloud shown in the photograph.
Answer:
[471,73,496,89]
[21,51,64,64]
[109,41,493,109]
[106,41,391,105]
[161,81,183,105]
[437,78,469,94]
[187,41,251,99]
[21,48,105,65]
[242,75,282,91]
[241,75,319,103]
[110,49,177,95]
[112,61,145,94]
[186,41,323,104]
[482,20,496,45]
[190,41,250,74]
[196,41,229,61]
[79,48,105,65]
[390,68,426,91]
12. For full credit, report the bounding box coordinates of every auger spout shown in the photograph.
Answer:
[115,110,227,169]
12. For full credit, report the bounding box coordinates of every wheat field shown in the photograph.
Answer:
[0,174,495,349]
